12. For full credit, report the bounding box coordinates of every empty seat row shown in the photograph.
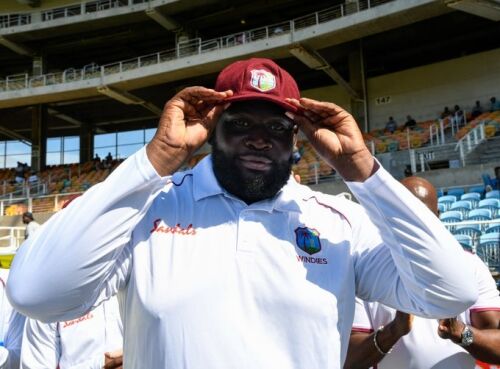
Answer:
[439,198,500,219]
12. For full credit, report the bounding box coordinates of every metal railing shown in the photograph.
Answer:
[455,122,486,167]
[0,0,395,93]
[0,226,24,248]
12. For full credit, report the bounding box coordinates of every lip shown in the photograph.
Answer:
[238,155,272,171]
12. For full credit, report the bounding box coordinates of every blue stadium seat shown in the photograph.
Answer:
[453,234,473,252]
[438,195,457,211]
[440,211,463,223]
[468,185,485,198]
[461,192,481,207]
[478,198,500,217]
[467,208,492,221]
[449,200,472,217]
[438,203,446,214]
[485,190,500,199]
[453,224,481,242]
[447,188,465,198]
[477,232,500,270]
[485,223,500,234]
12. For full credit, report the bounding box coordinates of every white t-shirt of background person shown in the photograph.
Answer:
[20,297,122,369]
[25,222,40,240]
[352,252,500,369]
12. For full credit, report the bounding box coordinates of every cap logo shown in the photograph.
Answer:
[250,69,276,92]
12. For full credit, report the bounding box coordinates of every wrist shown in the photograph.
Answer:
[146,139,187,177]
[335,149,377,182]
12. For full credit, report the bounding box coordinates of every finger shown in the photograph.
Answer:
[177,87,233,102]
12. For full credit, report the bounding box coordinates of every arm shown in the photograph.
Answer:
[7,87,232,323]
[344,299,413,369]
[20,319,59,369]
[287,98,477,317]
[438,311,500,364]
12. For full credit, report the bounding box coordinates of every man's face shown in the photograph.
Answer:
[22,215,30,224]
[211,100,296,204]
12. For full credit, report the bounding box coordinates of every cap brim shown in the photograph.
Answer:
[223,93,299,113]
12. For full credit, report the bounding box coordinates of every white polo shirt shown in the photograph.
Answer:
[20,297,122,369]
[8,147,477,369]
[352,252,500,369]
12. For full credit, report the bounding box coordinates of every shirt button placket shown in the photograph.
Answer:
[237,210,254,254]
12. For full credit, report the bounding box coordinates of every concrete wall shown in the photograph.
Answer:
[302,48,500,131]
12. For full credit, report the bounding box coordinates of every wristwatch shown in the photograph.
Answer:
[459,325,474,347]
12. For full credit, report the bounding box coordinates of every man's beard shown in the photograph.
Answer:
[211,143,293,204]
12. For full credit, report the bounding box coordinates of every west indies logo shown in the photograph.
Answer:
[294,226,321,255]
[250,69,276,92]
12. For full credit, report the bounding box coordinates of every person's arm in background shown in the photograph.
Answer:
[20,319,59,369]
[7,87,232,323]
[437,253,500,364]
[344,299,413,369]
[288,97,477,317]
[1,311,26,369]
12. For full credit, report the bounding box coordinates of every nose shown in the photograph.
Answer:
[244,135,271,151]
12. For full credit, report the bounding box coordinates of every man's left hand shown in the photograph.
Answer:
[438,317,465,344]
[103,350,123,369]
[286,98,376,182]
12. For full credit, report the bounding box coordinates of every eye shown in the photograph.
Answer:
[231,119,250,128]
[269,121,293,132]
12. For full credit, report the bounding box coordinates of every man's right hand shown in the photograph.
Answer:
[146,87,233,176]
[103,350,123,369]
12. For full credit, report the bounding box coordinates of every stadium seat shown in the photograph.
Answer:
[485,190,500,199]
[476,232,500,270]
[461,192,481,207]
[438,195,457,211]
[449,200,472,217]
[453,224,481,242]
[438,203,446,214]
[478,198,500,217]
[447,188,465,198]
[467,208,492,221]
[485,223,500,234]
[453,234,473,252]
[468,185,485,197]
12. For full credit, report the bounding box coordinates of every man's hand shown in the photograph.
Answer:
[286,97,376,182]
[147,87,233,176]
[438,317,465,343]
[103,350,123,369]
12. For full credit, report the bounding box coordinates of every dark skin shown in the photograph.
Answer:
[104,350,123,369]
[345,176,500,369]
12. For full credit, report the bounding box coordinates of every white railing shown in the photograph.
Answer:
[0,227,24,248]
[0,0,395,92]
[455,122,486,167]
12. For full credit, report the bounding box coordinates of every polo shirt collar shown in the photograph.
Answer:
[192,154,303,213]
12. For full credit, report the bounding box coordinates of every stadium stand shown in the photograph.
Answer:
[0,0,499,286]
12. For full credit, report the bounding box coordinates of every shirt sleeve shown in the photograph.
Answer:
[20,319,59,369]
[347,164,477,318]
[352,297,374,333]
[7,146,169,322]
[468,253,500,312]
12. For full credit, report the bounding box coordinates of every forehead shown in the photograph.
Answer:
[223,100,287,118]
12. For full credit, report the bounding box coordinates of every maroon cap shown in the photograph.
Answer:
[215,58,300,112]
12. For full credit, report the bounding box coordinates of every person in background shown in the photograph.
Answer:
[21,213,40,240]
[7,58,477,369]
[471,100,483,119]
[453,104,465,126]
[441,106,452,119]
[385,116,398,134]
[345,176,500,369]
[490,97,500,112]
[403,115,417,129]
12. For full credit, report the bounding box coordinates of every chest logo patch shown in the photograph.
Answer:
[294,227,321,255]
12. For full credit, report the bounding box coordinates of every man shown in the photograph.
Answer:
[21,212,40,240]
[7,58,477,369]
[403,115,417,129]
[20,297,123,369]
[345,176,500,369]
[385,116,397,133]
